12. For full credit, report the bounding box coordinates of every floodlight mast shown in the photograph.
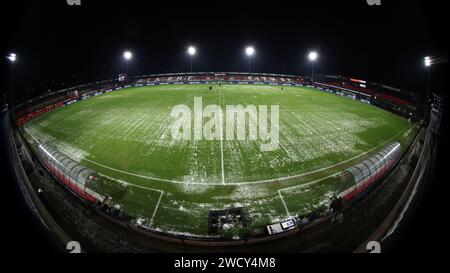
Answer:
[123,51,133,76]
[188,46,196,73]
[245,46,255,74]
[308,51,318,83]
[424,56,431,99]
[6,53,17,125]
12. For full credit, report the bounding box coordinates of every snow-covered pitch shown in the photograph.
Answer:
[22,84,416,237]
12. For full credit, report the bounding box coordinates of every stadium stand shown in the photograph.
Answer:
[14,72,415,127]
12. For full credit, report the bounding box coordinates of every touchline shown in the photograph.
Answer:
[170,97,280,151]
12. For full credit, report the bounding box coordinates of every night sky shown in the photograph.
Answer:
[1,0,447,102]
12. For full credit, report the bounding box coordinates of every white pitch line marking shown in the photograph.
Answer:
[275,124,412,217]
[151,191,164,226]
[279,191,291,218]
[219,86,225,185]
[24,127,40,143]
[25,125,165,227]
[277,172,340,217]
[99,174,164,227]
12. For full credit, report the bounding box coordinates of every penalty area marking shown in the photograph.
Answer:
[100,174,164,226]
[25,127,164,226]
[278,172,340,218]
[275,126,413,218]
[24,124,411,186]
[278,191,291,218]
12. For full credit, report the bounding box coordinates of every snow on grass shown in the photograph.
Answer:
[22,84,411,237]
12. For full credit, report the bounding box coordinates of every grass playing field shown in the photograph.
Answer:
[22,84,417,238]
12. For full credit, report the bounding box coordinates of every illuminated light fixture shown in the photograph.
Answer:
[308,51,318,61]
[188,46,196,56]
[7,53,16,62]
[424,56,431,67]
[124,51,133,60]
[245,46,255,56]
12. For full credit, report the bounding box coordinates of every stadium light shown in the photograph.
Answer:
[123,51,133,76]
[308,51,318,61]
[246,46,255,56]
[308,51,318,83]
[424,56,431,67]
[188,46,196,56]
[245,46,255,73]
[7,53,16,62]
[5,53,17,124]
[124,51,133,60]
[187,46,196,72]
[424,56,432,99]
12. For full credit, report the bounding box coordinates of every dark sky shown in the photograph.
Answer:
[1,0,447,102]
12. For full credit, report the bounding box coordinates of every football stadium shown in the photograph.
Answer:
[20,79,417,237]
[10,71,425,244]
[3,69,444,253]
[1,1,446,256]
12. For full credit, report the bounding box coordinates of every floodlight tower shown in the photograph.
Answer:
[123,51,133,76]
[308,51,318,83]
[6,53,17,124]
[187,46,196,73]
[6,54,16,91]
[424,56,432,98]
[245,46,255,74]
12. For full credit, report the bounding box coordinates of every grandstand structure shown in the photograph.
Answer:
[134,72,305,85]
[15,72,419,126]
[312,74,418,118]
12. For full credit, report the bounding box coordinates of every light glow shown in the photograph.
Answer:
[245,46,255,56]
[7,53,16,62]
[308,51,318,61]
[424,56,431,67]
[124,51,133,60]
[188,46,196,56]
